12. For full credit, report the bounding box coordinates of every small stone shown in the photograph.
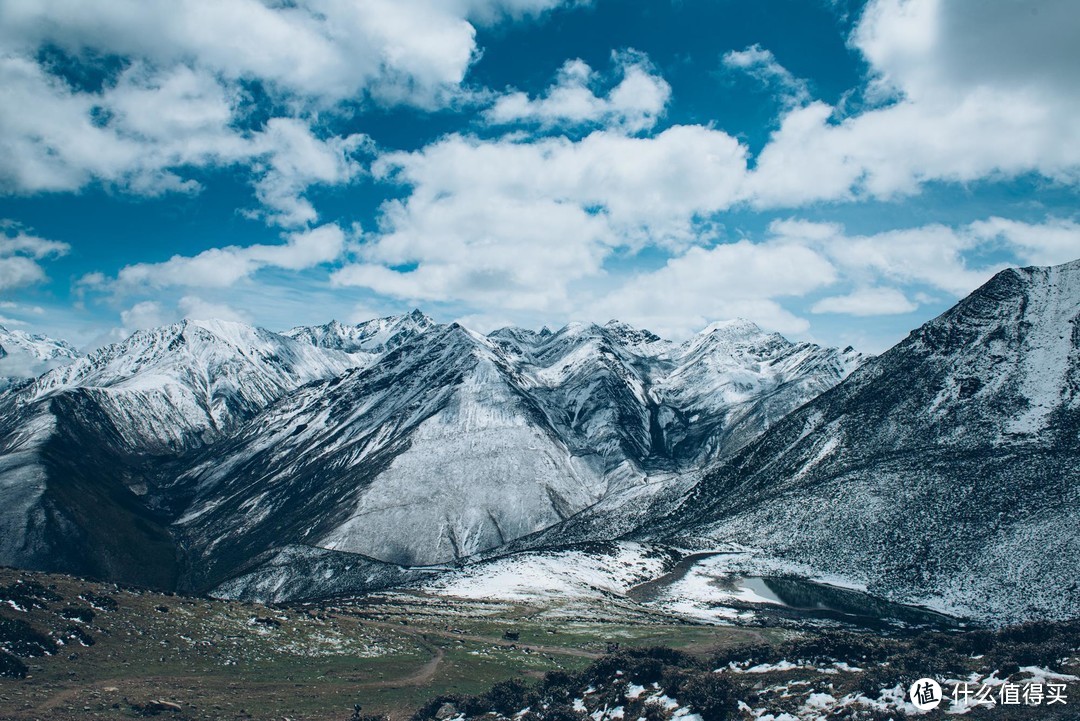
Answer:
[435,701,458,719]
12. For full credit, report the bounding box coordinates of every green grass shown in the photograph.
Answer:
[0,569,779,720]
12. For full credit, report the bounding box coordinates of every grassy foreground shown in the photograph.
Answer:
[2,567,1078,719]
[0,568,783,720]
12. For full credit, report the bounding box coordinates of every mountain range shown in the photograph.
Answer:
[0,325,81,389]
[0,258,1076,625]
[0,308,860,593]
[642,259,1080,622]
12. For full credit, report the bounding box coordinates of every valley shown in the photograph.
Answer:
[0,259,1078,719]
[2,564,1077,720]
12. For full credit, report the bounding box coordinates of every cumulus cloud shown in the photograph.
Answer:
[486,50,671,132]
[745,0,1080,205]
[120,300,168,332]
[178,296,252,323]
[0,350,72,384]
[768,218,1001,296]
[331,126,748,312]
[0,0,579,220]
[594,240,837,338]
[579,215,1074,339]
[372,125,746,244]
[458,0,589,24]
[0,222,69,291]
[247,120,371,227]
[811,287,918,316]
[115,296,250,337]
[722,44,810,107]
[348,0,1080,309]
[95,224,348,292]
[0,56,371,223]
[0,0,490,106]
[968,217,1080,267]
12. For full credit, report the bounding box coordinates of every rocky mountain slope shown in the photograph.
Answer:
[0,320,362,586]
[0,325,80,388]
[175,317,860,593]
[176,323,610,588]
[282,308,435,363]
[641,259,1080,623]
[0,309,860,597]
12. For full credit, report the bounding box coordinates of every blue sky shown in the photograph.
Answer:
[0,0,1078,354]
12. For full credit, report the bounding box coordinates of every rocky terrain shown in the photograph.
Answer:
[0,312,860,598]
[640,260,1080,623]
[0,566,1075,720]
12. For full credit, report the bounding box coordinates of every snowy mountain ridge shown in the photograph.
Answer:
[636,259,1080,623]
[0,324,81,389]
[0,309,863,596]
[0,325,80,362]
[0,253,1076,627]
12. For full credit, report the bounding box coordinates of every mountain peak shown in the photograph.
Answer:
[284,310,437,355]
[603,319,661,339]
[698,318,765,338]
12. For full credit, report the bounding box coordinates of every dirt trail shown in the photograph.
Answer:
[360,645,446,689]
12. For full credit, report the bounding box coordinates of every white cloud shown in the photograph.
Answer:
[811,287,918,316]
[0,301,44,315]
[588,214,1075,340]
[372,125,747,245]
[486,50,671,132]
[0,257,46,291]
[178,296,251,323]
[458,0,588,24]
[0,230,70,259]
[0,56,370,225]
[0,350,72,382]
[854,0,1079,103]
[332,197,614,311]
[0,57,241,195]
[115,296,249,337]
[593,240,837,338]
[745,0,1080,206]
[0,222,69,291]
[768,218,1000,296]
[248,120,371,227]
[0,315,28,327]
[968,217,1080,267]
[722,44,810,107]
[0,0,580,220]
[332,126,748,312]
[120,300,168,332]
[101,224,348,291]
[0,0,497,106]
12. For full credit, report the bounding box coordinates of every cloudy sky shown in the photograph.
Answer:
[0,0,1078,353]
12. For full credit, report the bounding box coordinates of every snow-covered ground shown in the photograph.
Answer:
[423,542,678,603]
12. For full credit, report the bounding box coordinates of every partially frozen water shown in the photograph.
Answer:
[736,576,961,629]
[629,552,962,630]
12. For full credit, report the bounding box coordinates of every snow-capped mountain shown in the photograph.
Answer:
[0,310,863,597]
[0,325,80,362]
[643,259,1080,623]
[24,318,361,450]
[283,309,435,361]
[654,319,863,464]
[0,325,80,388]
[172,316,862,594]
[176,323,612,589]
[0,319,364,586]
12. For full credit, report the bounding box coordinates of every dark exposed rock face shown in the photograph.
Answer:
[641,260,1080,623]
[0,310,859,598]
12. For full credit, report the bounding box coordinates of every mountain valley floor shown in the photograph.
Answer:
[1,566,1077,721]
